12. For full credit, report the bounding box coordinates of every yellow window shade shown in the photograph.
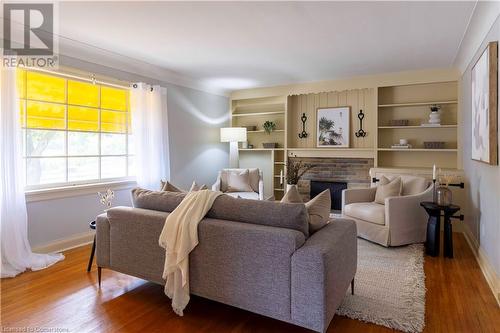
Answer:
[17,69,26,99]
[27,101,65,129]
[101,110,127,133]
[68,80,99,107]
[19,100,26,127]
[68,106,99,132]
[27,71,66,103]
[101,86,128,111]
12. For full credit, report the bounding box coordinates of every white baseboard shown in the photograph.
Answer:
[462,226,500,307]
[32,231,94,254]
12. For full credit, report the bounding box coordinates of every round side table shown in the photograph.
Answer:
[87,220,96,272]
[420,202,460,258]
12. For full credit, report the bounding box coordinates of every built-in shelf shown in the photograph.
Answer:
[234,102,285,113]
[232,111,285,117]
[247,129,285,133]
[377,148,458,152]
[274,162,285,165]
[287,148,373,151]
[378,100,457,108]
[378,125,458,129]
[274,188,284,192]
[239,148,285,151]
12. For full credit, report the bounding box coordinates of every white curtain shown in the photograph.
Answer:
[0,68,64,278]
[130,83,170,190]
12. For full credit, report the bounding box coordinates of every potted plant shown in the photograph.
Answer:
[262,121,277,148]
[286,159,314,191]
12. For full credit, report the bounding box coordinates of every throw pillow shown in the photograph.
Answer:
[226,169,254,192]
[280,185,303,203]
[305,189,331,233]
[189,181,208,192]
[402,177,428,196]
[160,180,184,192]
[374,176,402,204]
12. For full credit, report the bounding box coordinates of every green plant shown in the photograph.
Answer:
[286,158,315,185]
[263,121,276,134]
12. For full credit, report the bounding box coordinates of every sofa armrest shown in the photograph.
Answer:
[212,172,222,192]
[258,177,264,200]
[96,213,110,268]
[291,219,357,332]
[385,185,433,246]
[342,187,376,208]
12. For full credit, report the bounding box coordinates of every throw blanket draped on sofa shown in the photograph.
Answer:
[158,189,222,315]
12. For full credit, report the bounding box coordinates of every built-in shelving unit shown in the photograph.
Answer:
[231,74,461,199]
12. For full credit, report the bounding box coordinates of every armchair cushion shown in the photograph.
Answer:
[344,202,385,225]
[226,169,253,192]
[221,168,260,193]
[374,176,401,204]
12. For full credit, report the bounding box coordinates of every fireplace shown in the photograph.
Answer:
[310,181,347,211]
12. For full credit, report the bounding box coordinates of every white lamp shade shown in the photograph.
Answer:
[220,127,247,142]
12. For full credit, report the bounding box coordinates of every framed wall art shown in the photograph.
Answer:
[316,106,350,147]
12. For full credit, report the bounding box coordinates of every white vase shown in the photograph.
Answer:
[429,111,441,125]
[286,184,297,192]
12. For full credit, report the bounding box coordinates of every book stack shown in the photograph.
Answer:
[391,143,412,149]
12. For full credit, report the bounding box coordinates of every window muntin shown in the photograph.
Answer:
[17,69,134,189]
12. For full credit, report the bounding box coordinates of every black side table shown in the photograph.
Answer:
[87,220,96,272]
[420,202,461,258]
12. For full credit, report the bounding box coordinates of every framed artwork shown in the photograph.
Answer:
[471,41,498,165]
[316,106,350,147]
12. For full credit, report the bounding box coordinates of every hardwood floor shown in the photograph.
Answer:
[1,233,499,333]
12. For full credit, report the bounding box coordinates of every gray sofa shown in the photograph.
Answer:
[96,189,357,332]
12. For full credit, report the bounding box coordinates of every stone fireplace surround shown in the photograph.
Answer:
[291,157,374,202]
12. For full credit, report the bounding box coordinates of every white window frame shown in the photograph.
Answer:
[20,69,136,192]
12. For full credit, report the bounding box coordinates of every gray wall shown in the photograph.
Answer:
[460,16,500,276]
[28,56,229,249]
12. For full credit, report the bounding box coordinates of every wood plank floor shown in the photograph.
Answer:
[1,233,499,333]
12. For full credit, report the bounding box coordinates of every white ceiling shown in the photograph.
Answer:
[54,2,475,93]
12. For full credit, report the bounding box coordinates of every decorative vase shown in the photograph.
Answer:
[428,111,441,125]
[436,185,452,206]
[286,184,297,192]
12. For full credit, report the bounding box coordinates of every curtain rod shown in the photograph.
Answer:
[21,66,131,89]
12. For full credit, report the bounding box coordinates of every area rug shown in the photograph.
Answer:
[336,239,426,333]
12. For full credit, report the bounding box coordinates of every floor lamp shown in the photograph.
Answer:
[220,127,247,168]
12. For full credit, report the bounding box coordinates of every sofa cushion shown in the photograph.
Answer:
[224,191,259,200]
[374,176,401,204]
[131,188,309,236]
[221,168,259,193]
[160,180,184,192]
[226,169,254,193]
[344,202,385,225]
[305,190,331,233]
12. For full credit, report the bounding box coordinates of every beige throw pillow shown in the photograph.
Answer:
[226,169,254,192]
[281,187,331,233]
[160,180,184,192]
[305,190,331,233]
[374,176,402,204]
[402,177,428,196]
[189,181,208,192]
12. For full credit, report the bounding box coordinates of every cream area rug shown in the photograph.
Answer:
[336,239,426,333]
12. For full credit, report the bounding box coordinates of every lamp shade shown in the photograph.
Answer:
[220,127,247,142]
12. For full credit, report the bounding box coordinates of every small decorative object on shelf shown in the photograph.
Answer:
[262,120,278,148]
[244,125,256,131]
[391,139,412,149]
[390,119,409,126]
[298,113,308,139]
[286,157,314,188]
[424,141,445,149]
[355,109,367,137]
[247,144,254,149]
[97,189,114,209]
[423,104,441,126]
[241,141,248,149]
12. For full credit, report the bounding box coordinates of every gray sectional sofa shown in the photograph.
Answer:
[96,189,357,332]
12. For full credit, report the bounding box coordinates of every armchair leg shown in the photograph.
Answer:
[351,278,354,295]
[98,267,102,288]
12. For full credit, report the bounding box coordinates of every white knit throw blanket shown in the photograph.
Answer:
[158,189,222,316]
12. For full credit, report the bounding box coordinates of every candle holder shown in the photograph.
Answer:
[432,179,437,203]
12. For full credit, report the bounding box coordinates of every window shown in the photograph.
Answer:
[17,69,135,189]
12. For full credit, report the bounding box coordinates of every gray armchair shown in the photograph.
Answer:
[342,174,433,247]
[212,168,264,200]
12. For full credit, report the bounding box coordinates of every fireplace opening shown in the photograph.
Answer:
[310,181,348,211]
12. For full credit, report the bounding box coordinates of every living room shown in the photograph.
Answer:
[1,1,499,333]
